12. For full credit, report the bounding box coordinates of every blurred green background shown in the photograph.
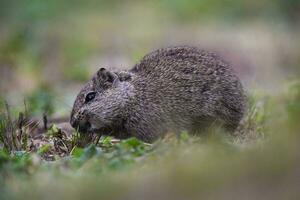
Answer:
[1,1,300,200]
[0,0,299,115]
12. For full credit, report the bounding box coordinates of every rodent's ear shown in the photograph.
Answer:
[96,68,118,83]
[117,71,132,82]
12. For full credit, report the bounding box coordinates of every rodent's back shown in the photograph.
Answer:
[129,46,246,133]
[131,46,223,75]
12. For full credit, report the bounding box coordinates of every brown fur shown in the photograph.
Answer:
[70,46,246,142]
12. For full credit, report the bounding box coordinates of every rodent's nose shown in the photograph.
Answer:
[71,119,91,133]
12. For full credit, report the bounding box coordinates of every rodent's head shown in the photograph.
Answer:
[70,67,134,134]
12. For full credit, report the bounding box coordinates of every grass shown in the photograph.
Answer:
[0,82,299,200]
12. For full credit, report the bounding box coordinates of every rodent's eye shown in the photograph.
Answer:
[85,92,96,103]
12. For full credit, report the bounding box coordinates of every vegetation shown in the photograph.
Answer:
[1,82,300,199]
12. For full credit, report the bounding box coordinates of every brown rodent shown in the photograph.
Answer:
[70,46,246,142]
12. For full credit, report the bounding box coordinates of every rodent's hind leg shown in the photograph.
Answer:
[188,116,217,135]
[215,103,244,133]
[190,115,240,136]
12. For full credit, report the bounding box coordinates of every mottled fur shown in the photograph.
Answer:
[70,46,246,142]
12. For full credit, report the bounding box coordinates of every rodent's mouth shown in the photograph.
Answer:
[87,126,112,136]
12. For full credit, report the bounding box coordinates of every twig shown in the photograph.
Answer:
[43,113,48,130]
[18,112,24,138]
[5,101,16,151]
[94,134,101,146]
[23,98,28,119]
